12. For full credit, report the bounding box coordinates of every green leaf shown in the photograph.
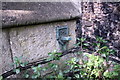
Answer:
[95,47,99,51]
[102,46,108,49]
[15,69,20,74]
[25,74,29,78]
[48,52,52,56]
[102,40,107,43]
[38,64,41,68]
[0,76,3,80]
[101,54,106,57]
[81,38,86,42]
[42,68,47,71]
[75,74,80,78]
[57,53,62,56]
[32,66,36,70]
[97,43,100,47]
[32,67,38,73]
[21,63,25,67]
[83,43,89,46]
[32,75,38,79]
[70,65,74,69]
[77,38,80,41]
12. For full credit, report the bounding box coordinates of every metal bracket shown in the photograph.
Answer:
[56,26,71,51]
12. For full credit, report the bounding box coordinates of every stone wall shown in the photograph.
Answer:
[81,2,120,58]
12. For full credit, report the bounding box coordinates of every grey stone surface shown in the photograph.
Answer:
[2,2,81,28]
[9,20,76,63]
[0,29,13,74]
[0,29,2,75]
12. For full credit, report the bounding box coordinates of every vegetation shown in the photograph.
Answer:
[0,37,120,80]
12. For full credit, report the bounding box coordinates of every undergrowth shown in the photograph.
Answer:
[1,37,120,80]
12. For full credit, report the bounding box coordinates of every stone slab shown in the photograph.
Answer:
[9,20,76,63]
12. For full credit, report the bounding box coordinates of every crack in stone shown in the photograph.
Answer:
[7,30,14,64]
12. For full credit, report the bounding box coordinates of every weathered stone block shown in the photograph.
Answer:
[9,20,76,63]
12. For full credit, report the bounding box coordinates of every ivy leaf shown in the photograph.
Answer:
[21,63,25,67]
[48,52,53,56]
[57,53,62,56]
[15,69,20,74]
[81,38,86,42]
[75,74,80,78]
[102,46,108,49]
[102,40,107,43]
[83,43,89,46]
[97,43,100,47]
[77,38,80,41]
[25,74,29,78]
[95,47,99,51]
[101,54,106,57]
[42,68,47,71]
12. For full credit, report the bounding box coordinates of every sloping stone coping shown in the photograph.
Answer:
[2,2,81,28]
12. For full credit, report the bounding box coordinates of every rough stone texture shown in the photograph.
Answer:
[9,20,76,63]
[0,29,13,75]
[0,29,2,75]
[81,2,120,58]
[2,2,81,28]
